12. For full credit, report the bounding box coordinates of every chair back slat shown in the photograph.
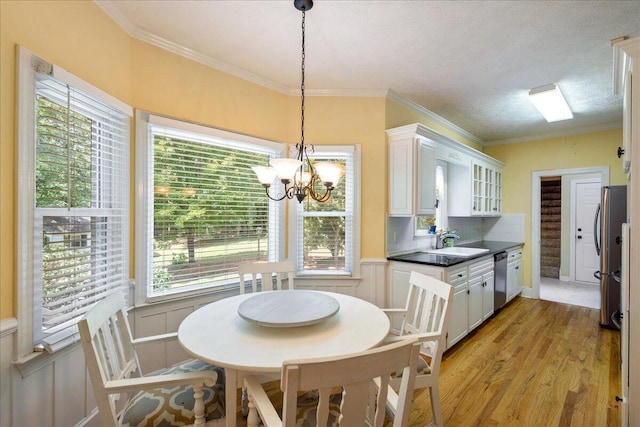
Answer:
[397,272,453,365]
[78,292,140,426]
[238,260,295,294]
[280,339,421,427]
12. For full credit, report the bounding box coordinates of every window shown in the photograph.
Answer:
[415,160,447,235]
[136,114,285,301]
[290,146,360,276]
[17,47,131,355]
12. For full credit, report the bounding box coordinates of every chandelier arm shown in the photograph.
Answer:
[264,186,288,202]
[309,185,332,202]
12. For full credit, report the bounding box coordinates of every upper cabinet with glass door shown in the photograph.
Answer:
[470,160,503,216]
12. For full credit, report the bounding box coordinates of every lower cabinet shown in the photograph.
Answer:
[445,266,468,348]
[467,256,495,332]
[506,247,523,302]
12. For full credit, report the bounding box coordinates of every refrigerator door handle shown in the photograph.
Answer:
[593,202,601,256]
[612,269,621,283]
[611,310,622,330]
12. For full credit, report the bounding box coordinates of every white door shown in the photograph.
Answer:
[574,181,600,283]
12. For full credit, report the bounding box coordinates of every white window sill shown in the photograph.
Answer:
[14,342,80,378]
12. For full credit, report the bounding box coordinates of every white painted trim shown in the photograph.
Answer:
[559,275,571,282]
[531,167,609,301]
[96,0,388,99]
[16,46,37,359]
[74,408,99,427]
[360,258,388,264]
[0,318,17,338]
[386,123,503,167]
[288,145,362,278]
[386,90,484,146]
[521,288,536,299]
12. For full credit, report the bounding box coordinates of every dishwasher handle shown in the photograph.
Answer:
[494,251,508,262]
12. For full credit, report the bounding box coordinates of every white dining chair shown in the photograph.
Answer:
[382,271,454,427]
[78,292,225,427]
[237,260,295,294]
[243,339,421,427]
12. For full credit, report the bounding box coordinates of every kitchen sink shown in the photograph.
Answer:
[422,247,490,257]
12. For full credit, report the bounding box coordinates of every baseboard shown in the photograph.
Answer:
[559,275,570,282]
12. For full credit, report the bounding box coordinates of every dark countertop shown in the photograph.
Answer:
[387,240,523,267]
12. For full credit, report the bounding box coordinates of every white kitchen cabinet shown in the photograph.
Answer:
[467,273,483,330]
[471,161,503,216]
[387,133,437,216]
[447,156,503,217]
[468,256,495,330]
[506,247,523,302]
[445,266,468,348]
[615,39,633,176]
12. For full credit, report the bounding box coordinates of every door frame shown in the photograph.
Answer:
[570,178,601,282]
[527,166,608,299]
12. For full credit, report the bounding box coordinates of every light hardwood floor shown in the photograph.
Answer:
[410,296,621,426]
[236,297,621,426]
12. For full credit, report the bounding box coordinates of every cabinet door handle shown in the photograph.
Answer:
[467,289,470,294]
[515,266,519,270]
[458,274,463,278]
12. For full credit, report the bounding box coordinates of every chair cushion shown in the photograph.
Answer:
[119,360,225,427]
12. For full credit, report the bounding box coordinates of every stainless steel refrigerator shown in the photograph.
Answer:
[593,185,627,330]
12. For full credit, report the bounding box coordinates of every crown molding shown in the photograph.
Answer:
[385,90,484,146]
[96,0,390,99]
[95,0,293,95]
[483,122,622,146]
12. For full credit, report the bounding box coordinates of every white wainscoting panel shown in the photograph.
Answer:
[1,318,17,427]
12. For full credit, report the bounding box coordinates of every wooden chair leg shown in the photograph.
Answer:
[430,385,443,427]
[246,393,260,427]
[193,383,206,426]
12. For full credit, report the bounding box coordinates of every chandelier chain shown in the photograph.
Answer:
[300,9,306,153]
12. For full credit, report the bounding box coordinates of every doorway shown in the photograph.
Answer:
[529,167,608,307]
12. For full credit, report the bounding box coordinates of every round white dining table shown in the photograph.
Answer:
[178,290,390,427]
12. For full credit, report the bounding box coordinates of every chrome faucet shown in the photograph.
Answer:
[436,232,460,249]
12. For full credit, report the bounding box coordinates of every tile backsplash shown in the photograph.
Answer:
[387,214,525,256]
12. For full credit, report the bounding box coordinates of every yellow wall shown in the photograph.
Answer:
[0,0,388,319]
[485,129,625,287]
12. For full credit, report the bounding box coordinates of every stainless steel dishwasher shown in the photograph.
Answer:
[494,251,508,310]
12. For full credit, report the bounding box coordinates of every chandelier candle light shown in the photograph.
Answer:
[251,0,344,203]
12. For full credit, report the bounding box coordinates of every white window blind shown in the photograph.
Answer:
[295,148,355,275]
[142,117,284,298]
[30,69,130,351]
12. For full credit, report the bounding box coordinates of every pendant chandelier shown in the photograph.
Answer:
[252,0,344,203]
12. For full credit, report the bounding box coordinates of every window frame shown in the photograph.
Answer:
[16,46,132,360]
[288,144,361,278]
[415,159,448,236]
[135,112,287,304]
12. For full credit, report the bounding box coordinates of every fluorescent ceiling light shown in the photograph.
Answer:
[528,84,573,122]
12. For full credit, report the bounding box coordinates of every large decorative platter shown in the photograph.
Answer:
[237,290,340,327]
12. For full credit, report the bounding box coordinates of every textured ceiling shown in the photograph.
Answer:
[97,0,640,145]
